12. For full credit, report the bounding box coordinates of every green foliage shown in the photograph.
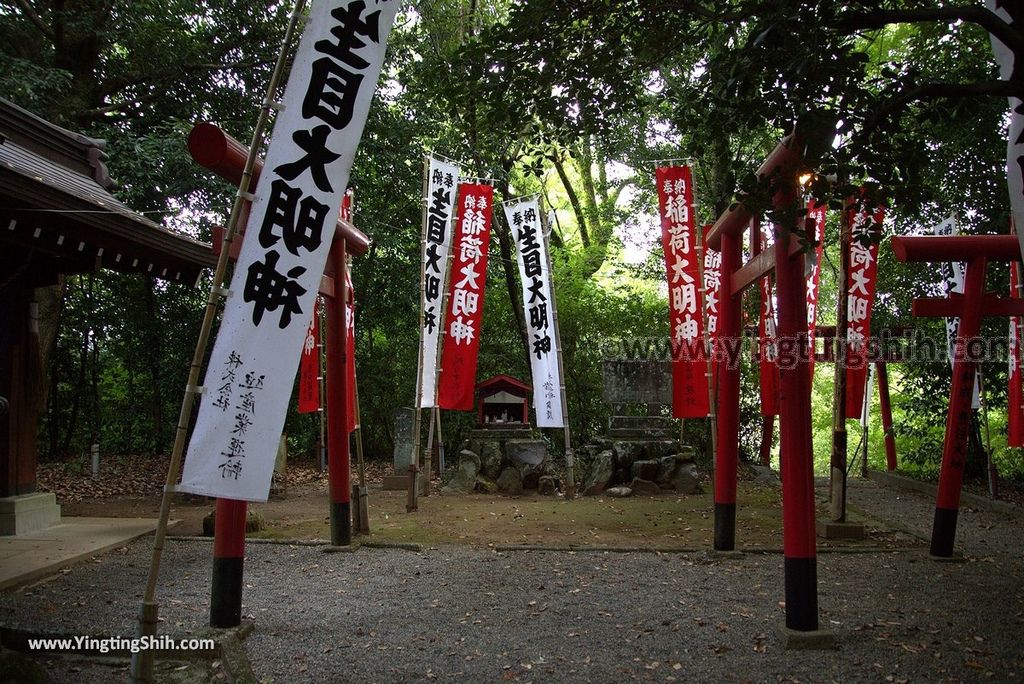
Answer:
[7,0,1024,487]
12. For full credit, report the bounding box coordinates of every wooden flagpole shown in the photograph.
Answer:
[694,194,717,460]
[539,205,575,498]
[424,232,455,495]
[318,300,327,471]
[830,202,851,523]
[409,153,431,513]
[128,3,308,682]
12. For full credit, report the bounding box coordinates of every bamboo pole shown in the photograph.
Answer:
[318,299,327,471]
[424,173,463,494]
[424,232,456,495]
[128,3,307,682]
[698,221,717,460]
[409,154,431,513]
[977,368,998,498]
[434,406,446,475]
[830,204,851,522]
[540,206,575,498]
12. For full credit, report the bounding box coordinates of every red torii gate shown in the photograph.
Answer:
[706,130,825,636]
[890,234,1024,557]
[188,123,366,626]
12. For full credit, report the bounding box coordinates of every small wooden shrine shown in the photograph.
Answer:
[476,374,530,427]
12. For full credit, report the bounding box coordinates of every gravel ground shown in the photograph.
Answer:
[1,477,1022,683]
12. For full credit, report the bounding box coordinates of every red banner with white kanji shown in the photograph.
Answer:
[438,183,493,410]
[657,165,708,418]
[758,263,780,417]
[806,201,826,380]
[298,300,320,414]
[845,199,884,419]
[1010,261,1024,446]
[702,224,721,394]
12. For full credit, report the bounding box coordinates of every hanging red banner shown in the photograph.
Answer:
[1010,261,1024,447]
[758,257,780,417]
[438,183,494,410]
[297,300,320,414]
[656,165,708,418]
[344,265,358,432]
[806,201,827,380]
[702,224,721,393]
[845,198,884,419]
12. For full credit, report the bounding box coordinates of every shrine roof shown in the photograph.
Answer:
[0,98,214,284]
[476,374,531,396]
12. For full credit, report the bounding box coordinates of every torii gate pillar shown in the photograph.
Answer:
[707,130,826,635]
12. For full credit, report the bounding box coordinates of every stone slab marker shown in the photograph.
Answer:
[383,408,416,490]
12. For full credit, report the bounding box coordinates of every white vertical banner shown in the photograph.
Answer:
[179,0,399,502]
[987,0,1024,260]
[504,196,565,427]
[418,155,460,407]
[933,215,981,408]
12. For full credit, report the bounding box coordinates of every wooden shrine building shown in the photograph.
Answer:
[477,374,531,427]
[0,97,213,534]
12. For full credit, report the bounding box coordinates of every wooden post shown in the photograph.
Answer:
[931,256,987,556]
[327,238,351,546]
[977,369,999,498]
[409,155,431,513]
[759,416,774,466]
[875,361,898,471]
[713,231,741,550]
[352,360,370,535]
[860,363,872,477]
[698,225,718,461]
[829,206,851,522]
[210,498,246,627]
[773,199,819,633]
[318,301,327,471]
[540,208,575,498]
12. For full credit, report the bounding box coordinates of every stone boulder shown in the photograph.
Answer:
[629,478,662,496]
[671,462,701,494]
[630,459,661,482]
[477,440,504,480]
[441,450,480,495]
[475,476,498,494]
[612,440,646,471]
[605,485,633,498]
[583,449,615,495]
[496,466,523,495]
[537,475,560,496]
[506,439,546,466]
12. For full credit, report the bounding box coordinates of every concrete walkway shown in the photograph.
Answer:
[0,517,171,590]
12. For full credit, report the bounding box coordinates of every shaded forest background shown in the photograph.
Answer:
[1,0,1022,484]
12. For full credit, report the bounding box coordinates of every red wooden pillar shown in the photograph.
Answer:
[210,498,247,627]
[875,361,898,471]
[326,237,352,546]
[931,256,987,557]
[773,200,819,631]
[758,416,775,467]
[713,231,742,551]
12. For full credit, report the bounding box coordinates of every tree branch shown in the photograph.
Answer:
[100,58,277,99]
[863,79,1024,137]
[5,0,53,38]
[835,7,1024,57]
[549,150,591,248]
